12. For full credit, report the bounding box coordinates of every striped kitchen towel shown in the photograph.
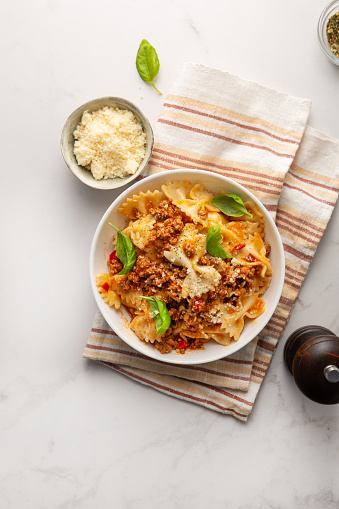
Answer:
[83,63,339,421]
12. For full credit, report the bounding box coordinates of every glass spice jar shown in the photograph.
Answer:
[318,0,339,65]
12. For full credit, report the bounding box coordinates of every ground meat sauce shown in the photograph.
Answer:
[108,256,123,275]
[108,199,268,354]
[182,241,195,258]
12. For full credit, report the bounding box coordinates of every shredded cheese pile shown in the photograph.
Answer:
[73,106,146,180]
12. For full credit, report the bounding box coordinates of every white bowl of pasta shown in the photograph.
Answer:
[90,169,285,365]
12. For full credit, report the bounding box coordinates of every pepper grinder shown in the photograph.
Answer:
[284,325,339,405]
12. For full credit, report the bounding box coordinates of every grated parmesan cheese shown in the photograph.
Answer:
[73,106,146,180]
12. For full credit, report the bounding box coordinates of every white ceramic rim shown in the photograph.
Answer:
[90,169,285,365]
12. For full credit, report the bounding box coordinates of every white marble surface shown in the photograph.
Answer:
[1,0,339,507]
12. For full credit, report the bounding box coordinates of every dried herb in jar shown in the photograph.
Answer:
[326,12,339,58]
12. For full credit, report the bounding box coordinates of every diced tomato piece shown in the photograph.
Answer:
[101,282,109,292]
[234,243,246,250]
[192,298,205,312]
[109,250,118,262]
[177,340,188,350]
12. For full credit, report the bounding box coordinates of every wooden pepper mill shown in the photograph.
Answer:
[284,325,339,404]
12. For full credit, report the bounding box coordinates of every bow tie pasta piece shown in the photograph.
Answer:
[161,180,193,201]
[226,221,260,240]
[108,274,147,311]
[118,189,166,219]
[164,224,221,298]
[172,198,210,227]
[163,224,200,270]
[179,330,209,340]
[229,200,265,233]
[189,183,221,212]
[118,289,145,310]
[203,327,233,346]
[233,232,272,278]
[96,273,121,309]
[180,325,232,347]
[130,314,161,344]
[244,200,265,224]
[219,225,243,250]
[217,294,264,341]
[162,181,219,226]
[206,211,229,228]
[122,215,155,249]
[182,262,221,299]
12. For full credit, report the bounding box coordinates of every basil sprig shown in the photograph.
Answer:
[140,296,171,334]
[211,193,253,218]
[107,222,136,275]
[206,225,233,259]
[136,39,162,94]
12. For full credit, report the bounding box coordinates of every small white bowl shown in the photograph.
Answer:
[90,169,285,365]
[60,97,154,190]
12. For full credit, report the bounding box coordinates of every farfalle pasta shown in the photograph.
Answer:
[96,181,272,354]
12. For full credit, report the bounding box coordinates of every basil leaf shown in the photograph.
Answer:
[140,296,171,334]
[107,222,136,275]
[136,39,162,94]
[206,225,233,259]
[211,193,253,218]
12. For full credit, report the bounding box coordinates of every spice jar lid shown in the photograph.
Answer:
[292,335,339,405]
